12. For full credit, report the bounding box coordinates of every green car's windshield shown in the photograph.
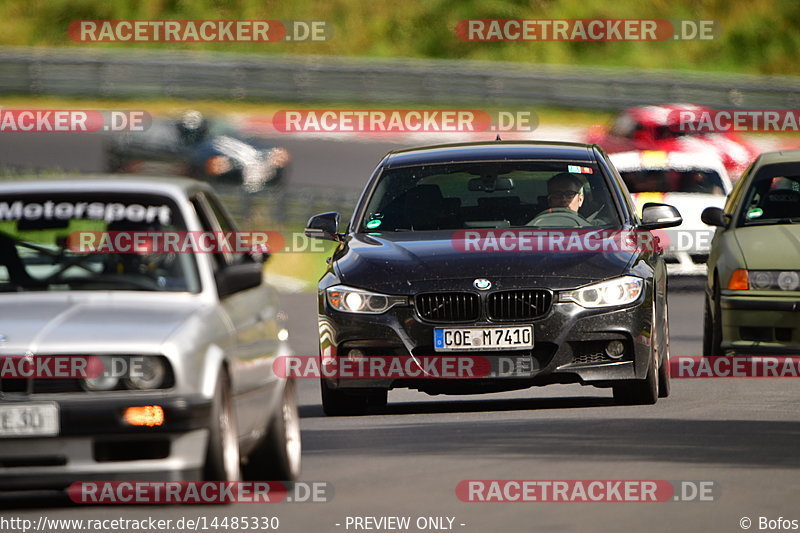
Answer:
[739,173,800,226]
[359,161,621,232]
[0,193,200,293]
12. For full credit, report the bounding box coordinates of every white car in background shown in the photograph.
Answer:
[610,150,733,276]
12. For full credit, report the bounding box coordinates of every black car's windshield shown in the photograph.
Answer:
[360,161,621,231]
[739,174,800,226]
[0,193,201,293]
[619,169,725,195]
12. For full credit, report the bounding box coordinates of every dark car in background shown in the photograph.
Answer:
[106,111,290,193]
[307,141,683,415]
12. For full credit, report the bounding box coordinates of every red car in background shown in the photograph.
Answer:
[587,104,760,179]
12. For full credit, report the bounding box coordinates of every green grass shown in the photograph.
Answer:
[0,0,797,75]
[0,95,615,130]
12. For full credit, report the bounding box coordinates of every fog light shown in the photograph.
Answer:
[124,405,165,427]
[605,341,625,359]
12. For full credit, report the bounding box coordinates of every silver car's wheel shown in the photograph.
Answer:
[281,386,302,479]
[204,372,241,482]
[242,382,302,481]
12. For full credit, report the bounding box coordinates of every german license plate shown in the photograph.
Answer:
[434,326,533,352]
[0,402,59,437]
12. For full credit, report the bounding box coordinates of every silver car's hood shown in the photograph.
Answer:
[0,293,207,354]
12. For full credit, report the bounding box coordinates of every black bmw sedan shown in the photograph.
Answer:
[306,141,682,415]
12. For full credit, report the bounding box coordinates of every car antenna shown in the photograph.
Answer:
[495,134,502,141]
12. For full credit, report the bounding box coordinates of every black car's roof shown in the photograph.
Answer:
[383,140,597,168]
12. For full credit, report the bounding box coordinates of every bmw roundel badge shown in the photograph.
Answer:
[473,278,492,290]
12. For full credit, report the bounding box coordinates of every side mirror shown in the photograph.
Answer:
[701,206,728,228]
[305,212,341,241]
[640,202,682,229]
[215,262,263,298]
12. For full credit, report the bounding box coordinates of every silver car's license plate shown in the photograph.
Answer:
[434,326,533,352]
[0,402,59,437]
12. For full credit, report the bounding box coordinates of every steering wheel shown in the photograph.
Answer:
[527,208,592,227]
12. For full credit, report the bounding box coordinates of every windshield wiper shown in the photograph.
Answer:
[745,218,799,226]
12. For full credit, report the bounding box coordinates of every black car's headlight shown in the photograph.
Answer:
[326,286,407,314]
[558,276,644,308]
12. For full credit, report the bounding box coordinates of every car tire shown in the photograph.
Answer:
[703,277,723,357]
[204,371,241,482]
[321,379,387,416]
[242,382,302,481]
[658,304,671,398]
[613,353,659,405]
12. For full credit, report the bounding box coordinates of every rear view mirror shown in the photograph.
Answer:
[305,212,341,241]
[17,218,70,231]
[468,177,514,192]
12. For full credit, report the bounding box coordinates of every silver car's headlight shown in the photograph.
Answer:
[326,286,407,314]
[558,276,644,308]
[82,355,171,391]
[126,356,168,390]
[82,355,119,391]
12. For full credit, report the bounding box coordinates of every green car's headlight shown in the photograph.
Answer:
[326,286,407,314]
[731,270,800,291]
[558,276,644,308]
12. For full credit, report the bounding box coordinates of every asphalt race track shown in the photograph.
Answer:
[2,132,799,533]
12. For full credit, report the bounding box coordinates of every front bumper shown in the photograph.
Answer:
[0,393,211,490]
[720,294,800,354]
[319,294,654,395]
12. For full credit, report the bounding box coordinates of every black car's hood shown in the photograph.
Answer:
[335,231,639,294]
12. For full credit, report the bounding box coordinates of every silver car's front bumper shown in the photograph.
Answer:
[0,394,212,490]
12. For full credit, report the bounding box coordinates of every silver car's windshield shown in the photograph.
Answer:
[0,193,201,293]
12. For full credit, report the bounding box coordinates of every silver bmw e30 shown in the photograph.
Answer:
[0,176,300,491]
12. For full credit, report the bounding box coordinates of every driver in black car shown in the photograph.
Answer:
[528,172,590,226]
[546,172,584,211]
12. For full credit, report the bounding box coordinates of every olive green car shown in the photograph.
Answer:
[702,149,800,356]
